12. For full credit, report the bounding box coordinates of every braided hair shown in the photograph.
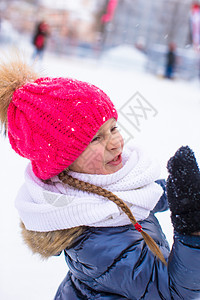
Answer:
[58,170,167,265]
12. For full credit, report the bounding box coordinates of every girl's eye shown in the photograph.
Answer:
[91,136,101,143]
[111,126,118,132]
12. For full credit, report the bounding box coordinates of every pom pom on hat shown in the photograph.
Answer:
[0,58,38,134]
[0,57,118,179]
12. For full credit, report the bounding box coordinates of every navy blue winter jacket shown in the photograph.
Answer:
[55,181,200,299]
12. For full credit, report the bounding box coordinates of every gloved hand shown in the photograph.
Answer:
[166,146,200,235]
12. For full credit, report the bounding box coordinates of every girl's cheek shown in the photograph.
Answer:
[93,150,105,173]
[119,134,124,148]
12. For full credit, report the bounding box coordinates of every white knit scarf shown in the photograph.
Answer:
[15,143,163,232]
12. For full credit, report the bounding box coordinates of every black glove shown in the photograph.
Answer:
[166,146,200,235]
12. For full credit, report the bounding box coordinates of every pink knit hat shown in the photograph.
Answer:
[2,67,117,179]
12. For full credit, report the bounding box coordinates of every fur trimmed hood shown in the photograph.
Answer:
[20,222,86,258]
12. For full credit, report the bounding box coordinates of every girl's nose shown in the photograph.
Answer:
[106,132,121,151]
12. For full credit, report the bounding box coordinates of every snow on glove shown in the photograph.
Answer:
[166,146,200,235]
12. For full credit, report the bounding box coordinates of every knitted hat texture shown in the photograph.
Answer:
[7,77,118,179]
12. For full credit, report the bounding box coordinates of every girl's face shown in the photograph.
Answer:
[69,118,124,175]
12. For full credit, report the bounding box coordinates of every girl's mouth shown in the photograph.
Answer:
[107,154,122,166]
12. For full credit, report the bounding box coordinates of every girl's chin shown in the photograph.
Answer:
[104,162,123,174]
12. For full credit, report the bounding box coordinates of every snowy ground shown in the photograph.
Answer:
[0,44,200,299]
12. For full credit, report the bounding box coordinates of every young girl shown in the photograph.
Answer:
[0,58,200,299]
